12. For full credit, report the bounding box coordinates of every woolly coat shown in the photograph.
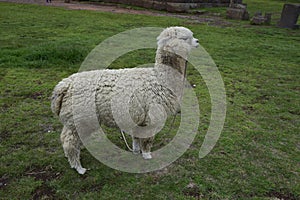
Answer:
[51,26,194,138]
[51,58,184,137]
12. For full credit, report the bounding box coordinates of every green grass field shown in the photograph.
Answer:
[0,1,299,199]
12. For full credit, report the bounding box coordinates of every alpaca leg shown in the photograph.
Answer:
[132,136,140,154]
[140,137,154,159]
[60,126,70,158]
[61,126,86,175]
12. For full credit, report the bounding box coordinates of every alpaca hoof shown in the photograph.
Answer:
[142,152,152,159]
[76,167,87,175]
[133,150,140,155]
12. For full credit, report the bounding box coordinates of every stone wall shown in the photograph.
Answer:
[98,0,243,12]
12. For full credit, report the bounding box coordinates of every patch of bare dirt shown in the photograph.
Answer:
[0,175,10,189]
[266,189,299,200]
[182,182,203,199]
[0,129,10,140]
[25,165,61,181]
[32,184,56,200]
[25,165,61,199]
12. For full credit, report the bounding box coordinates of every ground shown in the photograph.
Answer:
[0,0,299,199]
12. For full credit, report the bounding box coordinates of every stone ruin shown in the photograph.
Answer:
[226,1,249,20]
[250,12,272,25]
[278,4,300,29]
[97,0,243,13]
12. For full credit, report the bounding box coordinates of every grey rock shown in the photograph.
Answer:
[278,4,300,29]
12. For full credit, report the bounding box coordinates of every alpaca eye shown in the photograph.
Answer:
[180,37,188,41]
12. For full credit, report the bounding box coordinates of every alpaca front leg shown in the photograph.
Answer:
[132,136,141,154]
[140,137,154,159]
[61,126,87,175]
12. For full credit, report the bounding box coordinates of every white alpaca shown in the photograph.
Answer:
[51,27,199,174]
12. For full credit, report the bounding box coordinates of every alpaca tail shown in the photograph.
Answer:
[51,78,72,116]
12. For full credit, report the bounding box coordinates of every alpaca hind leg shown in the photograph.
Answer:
[140,137,154,159]
[61,126,86,174]
[60,126,69,158]
[132,136,140,154]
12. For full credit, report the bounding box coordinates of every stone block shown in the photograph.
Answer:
[264,13,272,25]
[278,4,300,29]
[250,12,272,25]
[152,1,167,11]
[250,16,265,25]
[96,0,247,12]
[226,8,249,20]
[166,3,190,12]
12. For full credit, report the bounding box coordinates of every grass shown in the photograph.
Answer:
[0,1,300,199]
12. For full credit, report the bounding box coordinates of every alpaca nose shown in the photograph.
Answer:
[194,39,199,47]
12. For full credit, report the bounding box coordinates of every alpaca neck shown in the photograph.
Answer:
[155,49,187,77]
[154,49,188,101]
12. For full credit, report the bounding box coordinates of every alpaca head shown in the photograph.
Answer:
[157,26,199,59]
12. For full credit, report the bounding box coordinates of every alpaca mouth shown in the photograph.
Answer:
[193,39,199,48]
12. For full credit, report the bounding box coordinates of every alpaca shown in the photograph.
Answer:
[51,27,199,174]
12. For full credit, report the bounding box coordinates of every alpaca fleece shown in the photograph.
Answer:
[51,26,199,174]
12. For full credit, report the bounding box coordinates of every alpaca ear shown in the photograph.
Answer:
[157,36,171,48]
[157,27,180,48]
[157,27,174,48]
